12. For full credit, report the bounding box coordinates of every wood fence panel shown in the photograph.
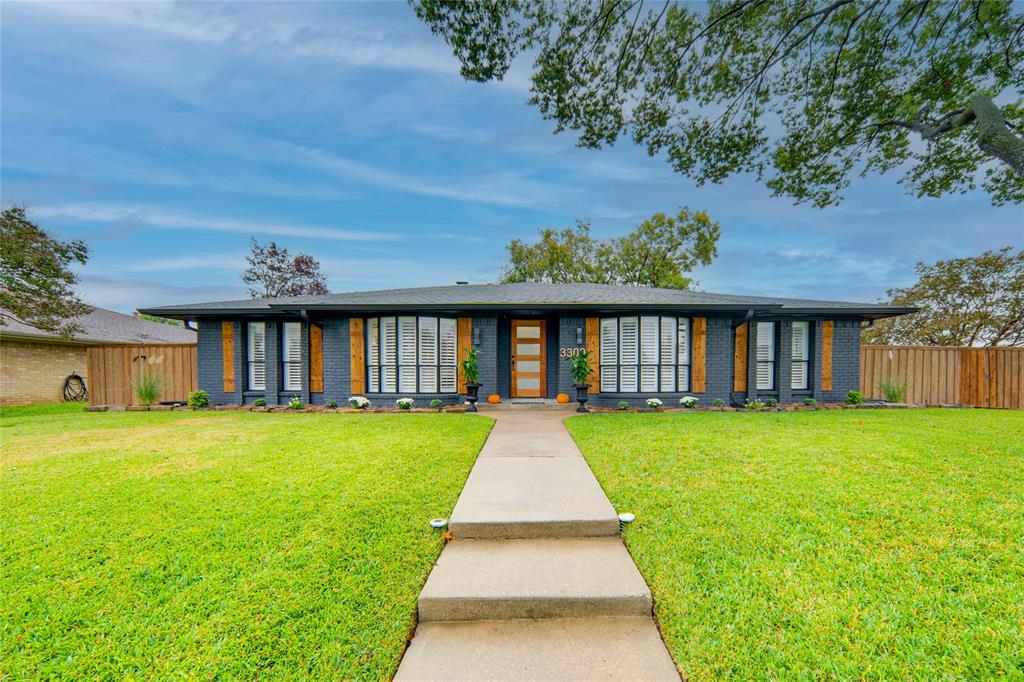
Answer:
[861,344,1023,409]
[86,344,197,406]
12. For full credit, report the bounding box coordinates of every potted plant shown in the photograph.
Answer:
[568,349,594,413]
[461,347,481,412]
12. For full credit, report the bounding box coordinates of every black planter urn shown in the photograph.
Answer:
[574,384,591,413]
[464,382,481,412]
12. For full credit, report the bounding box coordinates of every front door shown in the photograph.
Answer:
[511,320,546,397]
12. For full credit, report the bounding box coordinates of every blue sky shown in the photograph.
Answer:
[1,1,1020,313]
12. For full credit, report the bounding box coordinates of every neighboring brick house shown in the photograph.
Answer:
[140,283,913,407]
[1,307,196,405]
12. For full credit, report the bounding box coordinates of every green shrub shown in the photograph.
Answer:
[803,397,817,406]
[133,371,163,406]
[879,377,908,403]
[429,399,443,410]
[568,350,594,386]
[288,396,304,410]
[744,399,765,410]
[187,389,209,409]
[713,398,727,407]
[764,398,778,407]
[845,390,866,405]
[616,400,630,410]
[325,399,338,408]
[252,398,267,407]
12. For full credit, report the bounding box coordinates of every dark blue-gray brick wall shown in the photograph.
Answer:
[198,314,862,406]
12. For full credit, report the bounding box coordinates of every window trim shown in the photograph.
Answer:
[790,321,810,390]
[246,321,266,391]
[281,321,303,392]
[599,315,691,393]
[365,315,459,394]
[756,321,776,391]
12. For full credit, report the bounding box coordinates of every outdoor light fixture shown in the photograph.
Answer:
[472,327,480,346]
[618,512,636,524]
[429,518,448,529]
[576,326,583,344]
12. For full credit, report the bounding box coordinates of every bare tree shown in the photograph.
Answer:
[242,238,330,298]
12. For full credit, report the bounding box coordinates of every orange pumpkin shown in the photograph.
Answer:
[487,394,501,404]
[556,392,570,404]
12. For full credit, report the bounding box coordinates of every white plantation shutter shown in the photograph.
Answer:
[381,317,397,392]
[398,316,417,393]
[247,322,266,390]
[619,317,639,392]
[439,317,457,393]
[677,318,690,391]
[791,321,809,389]
[660,317,677,391]
[639,316,659,391]
[366,318,379,392]
[282,322,302,391]
[756,321,775,390]
[600,318,618,392]
[418,317,438,392]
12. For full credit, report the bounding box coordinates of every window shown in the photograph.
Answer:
[599,316,690,392]
[756,321,775,390]
[247,322,266,390]
[282,322,302,391]
[791,321,810,390]
[366,316,458,393]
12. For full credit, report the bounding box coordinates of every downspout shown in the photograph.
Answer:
[299,309,312,403]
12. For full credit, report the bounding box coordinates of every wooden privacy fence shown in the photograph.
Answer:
[86,344,197,406]
[861,345,1024,409]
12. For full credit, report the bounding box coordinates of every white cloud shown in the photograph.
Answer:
[77,274,248,311]
[122,253,248,273]
[32,203,400,242]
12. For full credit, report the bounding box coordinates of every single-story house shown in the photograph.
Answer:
[139,282,914,407]
[1,306,197,405]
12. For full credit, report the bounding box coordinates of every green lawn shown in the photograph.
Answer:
[1,405,492,680]
[567,409,1024,680]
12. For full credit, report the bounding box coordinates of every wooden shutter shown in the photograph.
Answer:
[599,317,618,392]
[457,317,472,392]
[309,323,323,393]
[734,322,748,392]
[821,321,833,391]
[585,317,600,392]
[691,317,706,393]
[221,321,235,393]
[349,318,366,393]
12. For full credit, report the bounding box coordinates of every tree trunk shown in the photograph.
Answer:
[971,93,1024,175]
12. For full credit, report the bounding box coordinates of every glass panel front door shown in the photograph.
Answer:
[511,320,546,397]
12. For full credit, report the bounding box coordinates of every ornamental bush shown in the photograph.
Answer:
[713,398,727,407]
[288,396,304,410]
[325,399,338,408]
[645,398,663,409]
[187,390,209,409]
[679,396,699,408]
[616,400,630,410]
[845,390,866,405]
[349,396,370,410]
[396,398,414,410]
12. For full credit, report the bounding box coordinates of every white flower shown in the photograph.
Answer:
[348,396,371,409]
[645,398,663,408]
[396,398,414,409]
[679,396,699,407]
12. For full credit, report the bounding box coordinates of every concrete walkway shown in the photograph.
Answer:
[395,412,680,681]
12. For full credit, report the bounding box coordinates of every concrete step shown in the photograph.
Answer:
[418,537,651,622]
[394,616,681,681]
[448,457,620,539]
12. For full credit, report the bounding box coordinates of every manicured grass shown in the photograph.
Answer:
[567,409,1024,680]
[1,408,492,679]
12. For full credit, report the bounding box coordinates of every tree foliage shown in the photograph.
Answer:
[502,207,720,289]
[0,206,90,338]
[414,0,1024,206]
[242,238,330,298]
[864,247,1024,346]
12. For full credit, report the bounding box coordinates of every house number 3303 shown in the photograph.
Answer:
[559,347,585,358]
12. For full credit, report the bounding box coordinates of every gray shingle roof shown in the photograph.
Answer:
[1,306,197,344]
[140,282,914,318]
